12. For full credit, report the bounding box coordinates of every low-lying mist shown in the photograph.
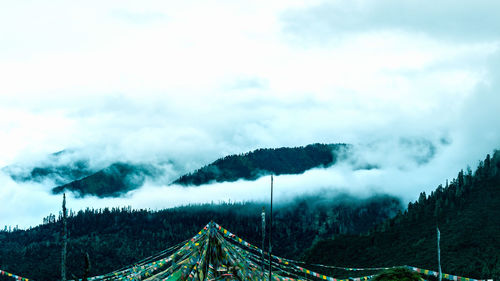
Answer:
[1,134,494,230]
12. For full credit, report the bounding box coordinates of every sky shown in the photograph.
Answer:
[1,0,500,228]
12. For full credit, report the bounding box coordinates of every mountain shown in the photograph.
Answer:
[45,143,350,197]
[3,143,350,198]
[2,150,95,186]
[4,140,438,198]
[0,193,401,281]
[173,143,349,186]
[303,151,500,280]
[52,162,161,198]
[1,150,162,198]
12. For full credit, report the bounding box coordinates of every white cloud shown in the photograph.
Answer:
[282,0,500,44]
[1,1,499,228]
[0,137,475,228]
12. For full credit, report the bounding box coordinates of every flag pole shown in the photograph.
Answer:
[268,175,273,281]
[437,227,442,281]
[261,206,266,272]
[61,193,67,281]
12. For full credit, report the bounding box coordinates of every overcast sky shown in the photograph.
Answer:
[1,0,499,228]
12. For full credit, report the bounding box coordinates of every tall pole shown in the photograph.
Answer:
[437,227,442,281]
[61,193,67,281]
[268,175,273,281]
[261,206,266,272]
[83,252,91,281]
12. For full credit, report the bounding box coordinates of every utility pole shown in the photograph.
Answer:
[61,193,67,281]
[437,227,442,281]
[83,252,91,281]
[261,206,266,272]
[268,175,273,281]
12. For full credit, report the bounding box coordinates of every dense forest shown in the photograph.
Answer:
[304,151,500,280]
[173,143,349,186]
[0,193,399,281]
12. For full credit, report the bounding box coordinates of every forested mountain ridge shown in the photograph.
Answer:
[303,151,500,280]
[51,162,161,198]
[5,143,349,198]
[0,151,159,198]
[0,194,400,281]
[173,143,349,186]
[1,150,95,186]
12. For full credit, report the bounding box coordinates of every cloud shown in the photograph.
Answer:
[0,173,62,229]
[282,0,500,44]
[0,1,500,229]
[110,10,168,25]
[0,132,488,229]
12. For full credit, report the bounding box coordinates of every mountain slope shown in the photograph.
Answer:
[173,143,349,186]
[303,151,500,280]
[1,149,163,198]
[52,162,160,198]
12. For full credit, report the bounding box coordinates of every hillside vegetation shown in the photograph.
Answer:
[51,162,159,197]
[173,143,348,186]
[46,143,349,197]
[304,151,500,280]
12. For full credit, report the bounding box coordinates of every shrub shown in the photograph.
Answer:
[373,268,422,281]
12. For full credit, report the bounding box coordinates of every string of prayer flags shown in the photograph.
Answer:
[0,269,30,281]
[3,222,493,281]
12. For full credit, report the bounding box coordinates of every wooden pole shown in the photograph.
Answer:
[61,193,67,281]
[83,252,91,281]
[437,227,442,281]
[261,206,266,272]
[268,175,273,281]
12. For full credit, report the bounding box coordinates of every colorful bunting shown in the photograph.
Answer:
[405,266,491,281]
[1,222,493,281]
[0,270,29,281]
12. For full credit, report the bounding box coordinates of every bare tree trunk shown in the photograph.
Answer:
[61,193,67,281]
